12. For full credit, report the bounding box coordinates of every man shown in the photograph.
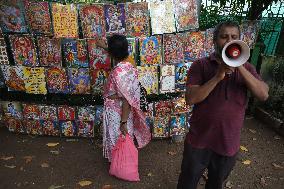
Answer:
[177,21,269,189]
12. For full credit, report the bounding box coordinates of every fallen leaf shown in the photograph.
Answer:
[20,166,24,171]
[48,185,64,189]
[41,163,49,168]
[240,146,248,152]
[47,143,59,147]
[168,151,177,156]
[50,150,59,155]
[249,129,256,134]
[66,139,78,142]
[102,185,112,189]
[4,164,16,168]
[272,163,284,169]
[274,135,281,140]
[147,172,153,177]
[23,156,34,164]
[252,138,257,141]
[0,156,14,161]
[242,160,251,165]
[78,180,92,187]
[225,180,234,188]
[260,177,267,186]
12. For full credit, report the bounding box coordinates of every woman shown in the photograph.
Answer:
[96,34,151,162]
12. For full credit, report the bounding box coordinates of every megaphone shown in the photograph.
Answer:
[221,40,250,67]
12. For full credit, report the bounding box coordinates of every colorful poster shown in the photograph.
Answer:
[22,103,41,120]
[60,120,76,137]
[77,106,95,121]
[90,69,109,94]
[169,113,186,136]
[126,2,150,37]
[241,20,260,49]
[87,39,111,70]
[172,96,193,113]
[41,120,60,136]
[24,0,52,35]
[149,0,175,34]
[77,120,94,138]
[163,33,184,64]
[153,116,170,138]
[62,39,88,68]
[174,0,199,31]
[160,65,175,94]
[139,36,162,65]
[205,28,215,56]
[46,67,69,94]
[52,3,78,38]
[126,37,137,66]
[6,117,24,133]
[58,106,76,121]
[0,68,5,88]
[79,4,106,38]
[23,67,47,94]
[183,31,206,61]
[9,35,38,66]
[68,68,91,94]
[39,105,57,120]
[1,65,25,91]
[94,105,103,127]
[104,4,126,35]
[1,101,23,119]
[137,66,159,95]
[154,100,173,117]
[0,0,28,33]
[25,119,42,135]
[175,62,192,92]
[0,38,9,65]
[37,37,61,67]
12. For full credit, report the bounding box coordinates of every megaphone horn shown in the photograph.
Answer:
[221,40,250,67]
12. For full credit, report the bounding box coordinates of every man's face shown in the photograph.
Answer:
[215,26,240,56]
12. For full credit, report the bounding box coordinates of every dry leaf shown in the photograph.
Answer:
[41,163,49,168]
[66,139,78,142]
[78,180,92,187]
[249,129,256,134]
[4,165,16,168]
[260,177,267,186]
[147,172,153,177]
[102,185,112,189]
[225,180,234,188]
[48,185,64,189]
[274,135,281,140]
[0,156,14,161]
[272,163,284,169]
[50,150,59,155]
[168,151,177,156]
[20,166,24,171]
[23,156,34,164]
[47,143,59,147]
[252,138,257,141]
[240,146,248,152]
[242,160,251,165]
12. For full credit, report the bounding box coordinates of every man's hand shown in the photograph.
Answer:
[215,62,235,80]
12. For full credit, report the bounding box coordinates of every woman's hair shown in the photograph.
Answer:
[213,20,240,42]
[107,34,129,61]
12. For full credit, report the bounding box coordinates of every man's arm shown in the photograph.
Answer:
[238,65,269,101]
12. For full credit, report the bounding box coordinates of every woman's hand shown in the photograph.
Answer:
[120,121,128,135]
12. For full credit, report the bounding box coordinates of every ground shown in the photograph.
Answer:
[0,117,283,189]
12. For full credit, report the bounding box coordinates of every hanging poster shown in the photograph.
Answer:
[174,0,199,31]
[0,38,9,65]
[23,67,47,94]
[1,65,25,91]
[205,28,215,56]
[175,62,192,92]
[87,39,111,70]
[79,4,106,38]
[68,68,91,94]
[46,67,69,94]
[183,31,206,61]
[126,2,150,37]
[241,20,260,49]
[77,120,94,138]
[163,33,184,64]
[0,68,5,88]
[104,3,126,35]
[1,101,23,119]
[139,35,162,65]
[22,103,41,120]
[39,105,57,120]
[90,69,109,94]
[172,96,192,114]
[153,116,170,138]
[126,37,137,66]
[137,65,159,95]
[24,0,52,35]
[37,37,61,67]
[149,0,175,34]
[58,106,76,121]
[60,120,76,137]
[169,113,186,136]
[94,105,103,127]
[154,100,173,117]
[160,65,175,94]
[52,3,78,38]
[77,106,95,121]
[6,117,25,133]
[9,34,38,66]
[25,119,43,135]
[0,0,28,33]
[41,120,60,136]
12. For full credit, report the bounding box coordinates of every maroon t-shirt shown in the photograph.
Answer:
[186,53,262,156]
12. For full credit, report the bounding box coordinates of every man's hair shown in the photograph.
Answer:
[213,21,240,42]
[107,34,129,61]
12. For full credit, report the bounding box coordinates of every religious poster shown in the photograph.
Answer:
[183,31,206,61]
[125,2,150,37]
[153,116,170,138]
[154,100,173,117]
[0,0,28,33]
[94,105,103,129]
[24,119,42,135]
[22,103,41,120]
[9,35,38,66]
[90,69,109,94]
[169,113,187,136]
[172,96,192,113]
[149,0,175,34]
[160,65,175,94]
[1,101,23,119]
[163,33,184,64]
[24,0,52,35]
[77,120,94,138]
[137,65,159,95]
[67,68,91,94]
[0,38,9,65]
[58,106,76,121]
[104,4,126,35]
[87,39,111,70]
[6,117,25,133]
[41,120,60,136]
[23,67,47,94]
[79,4,106,38]
[174,0,199,31]
[37,37,61,67]
[39,105,57,121]
[1,65,25,92]
[51,3,78,38]
[126,37,137,66]
[175,62,192,92]
[205,28,215,56]
[46,67,69,94]
[60,120,76,137]
[241,20,260,49]
[77,106,95,121]
[139,36,162,65]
